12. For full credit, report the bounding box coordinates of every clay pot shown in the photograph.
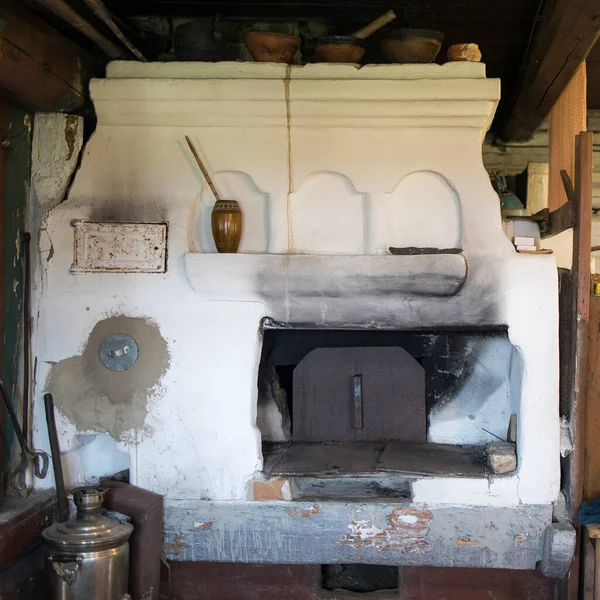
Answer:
[447,43,482,62]
[243,31,301,63]
[380,29,444,63]
[211,200,243,253]
[314,36,366,63]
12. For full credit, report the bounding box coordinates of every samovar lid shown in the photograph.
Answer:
[43,486,133,550]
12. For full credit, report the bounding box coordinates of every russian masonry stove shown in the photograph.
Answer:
[32,61,572,574]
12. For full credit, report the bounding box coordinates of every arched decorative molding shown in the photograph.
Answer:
[198,171,270,253]
[385,171,462,250]
[289,171,367,254]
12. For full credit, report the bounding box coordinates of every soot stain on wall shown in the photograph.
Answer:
[46,316,170,441]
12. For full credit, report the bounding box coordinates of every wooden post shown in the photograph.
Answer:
[571,131,594,512]
[567,131,594,600]
[0,100,9,497]
[549,63,587,211]
[584,284,600,502]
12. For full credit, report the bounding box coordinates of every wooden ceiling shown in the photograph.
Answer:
[586,41,600,108]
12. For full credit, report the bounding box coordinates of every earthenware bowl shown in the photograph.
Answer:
[380,28,444,63]
[243,31,301,63]
[314,36,366,63]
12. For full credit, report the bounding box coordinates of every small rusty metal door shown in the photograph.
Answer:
[292,347,426,442]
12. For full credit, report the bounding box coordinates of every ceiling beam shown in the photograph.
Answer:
[0,0,99,113]
[501,0,600,142]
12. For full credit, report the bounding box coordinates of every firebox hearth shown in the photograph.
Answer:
[258,327,517,484]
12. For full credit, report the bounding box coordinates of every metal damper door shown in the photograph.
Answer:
[292,346,426,443]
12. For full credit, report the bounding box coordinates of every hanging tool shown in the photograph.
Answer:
[44,393,67,522]
[81,0,147,61]
[0,378,48,497]
[22,232,31,444]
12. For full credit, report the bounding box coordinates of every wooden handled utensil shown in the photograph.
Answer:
[352,9,396,39]
[185,135,221,202]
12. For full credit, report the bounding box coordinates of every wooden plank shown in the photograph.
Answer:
[0,100,10,496]
[582,528,596,600]
[1,104,29,492]
[587,39,600,109]
[566,131,594,600]
[571,131,594,515]
[501,0,600,142]
[270,440,488,479]
[159,562,561,600]
[0,0,97,112]
[399,567,558,600]
[0,491,55,568]
[583,295,600,501]
[377,442,486,478]
[549,63,587,210]
[160,563,320,600]
[271,442,385,477]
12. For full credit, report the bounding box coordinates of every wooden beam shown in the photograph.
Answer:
[549,62,588,210]
[501,0,600,142]
[0,100,9,497]
[583,278,600,502]
[570,131,594,519]
[0,0,98,112]
[566,131,594,600]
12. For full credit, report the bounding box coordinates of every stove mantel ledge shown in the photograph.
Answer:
[184,252,468,302]
[163,500,571,572]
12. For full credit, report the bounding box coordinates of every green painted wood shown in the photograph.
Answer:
[2,106,31,480]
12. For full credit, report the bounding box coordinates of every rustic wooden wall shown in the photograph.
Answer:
[549,63,587,211]
[158,563,559,600]
[584,281,600,501]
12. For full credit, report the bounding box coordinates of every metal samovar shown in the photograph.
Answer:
[43,486,133,600]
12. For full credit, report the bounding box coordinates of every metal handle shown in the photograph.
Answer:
[353,375,363,429]
[0,377,28,451]
[51,557,82,585]
[110,345,130,358]
[33,450,50,479]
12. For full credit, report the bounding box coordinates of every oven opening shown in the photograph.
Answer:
[321,564,399,593]
[258,327,521,492]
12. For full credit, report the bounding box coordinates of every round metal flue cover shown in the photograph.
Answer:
[99,333,139,372]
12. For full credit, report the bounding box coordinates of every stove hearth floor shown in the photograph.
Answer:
[264,441,488,479]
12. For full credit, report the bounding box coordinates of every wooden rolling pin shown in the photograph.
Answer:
[352,9,396,39]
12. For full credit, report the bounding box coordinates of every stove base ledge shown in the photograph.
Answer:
[164,500,558,571]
